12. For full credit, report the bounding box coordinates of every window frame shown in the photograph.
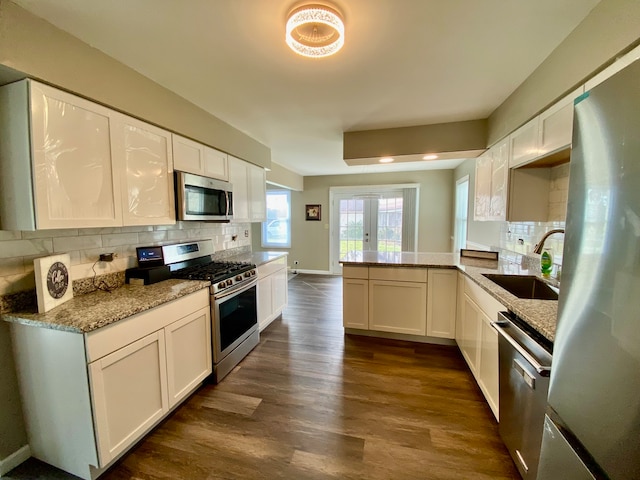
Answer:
[261,189,292,248]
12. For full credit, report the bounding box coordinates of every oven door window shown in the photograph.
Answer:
[185,184,227,217]
[218,286,257,352]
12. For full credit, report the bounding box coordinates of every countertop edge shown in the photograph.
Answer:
[2,279,211,334]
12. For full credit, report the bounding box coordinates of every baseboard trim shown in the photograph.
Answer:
[294,269,335,275]
[0,445,31,477]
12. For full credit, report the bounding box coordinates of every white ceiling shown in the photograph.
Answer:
[12,0,600,176]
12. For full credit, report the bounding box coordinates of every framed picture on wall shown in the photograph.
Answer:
[305,204,321,221]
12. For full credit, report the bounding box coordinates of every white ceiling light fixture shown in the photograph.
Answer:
[286,3,345,58]
[423,154,439,160]
[379,157,394,163]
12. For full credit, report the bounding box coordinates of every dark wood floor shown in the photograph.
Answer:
[8,274,519,479]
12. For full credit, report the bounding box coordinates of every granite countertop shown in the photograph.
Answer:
[230,251,288,267]
[2,279,210,334]
[341,251,557,343]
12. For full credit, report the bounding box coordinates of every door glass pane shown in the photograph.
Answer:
[339,199,364,261]
[377,196,403,253]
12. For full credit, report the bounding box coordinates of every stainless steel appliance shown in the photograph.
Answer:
[158,240,258,382]
[537,59,640,478]
[175,171,233,222]
[493,311,552,479]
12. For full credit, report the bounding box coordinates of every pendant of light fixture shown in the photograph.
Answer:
[285,2,345,58]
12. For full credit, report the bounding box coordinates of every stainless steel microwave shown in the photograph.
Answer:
[175,171,233,222]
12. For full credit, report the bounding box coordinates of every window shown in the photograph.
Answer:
[262,190,291,248]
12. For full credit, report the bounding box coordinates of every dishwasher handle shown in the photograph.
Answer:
[491,320,551,376]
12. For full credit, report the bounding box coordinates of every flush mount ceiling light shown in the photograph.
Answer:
[379,157,395,163]
[286,3,345,58]
[423,154,439,160]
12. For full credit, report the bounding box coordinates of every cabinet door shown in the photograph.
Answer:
[272,267,288,315]
[228,156,249,222]
[478,314,499,420]
[369,280,427,335]
[89,330,168,466]
[460,295,482,375]
[172,134,204,175]
[30,82,121,228]
[204,146,229,181]
[257,275,274,331]
[474,151,492,221]
[455,272,465,345]
[538,87,583,157]
[343,278,369,329]
[248,163,266,222]
[165,307,212,408]
[489,138,509,221]
[509,117,540,168]
[426,269,457,339]
[112,114,175,226]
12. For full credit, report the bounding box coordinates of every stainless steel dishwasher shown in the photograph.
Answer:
[492,311,553,480]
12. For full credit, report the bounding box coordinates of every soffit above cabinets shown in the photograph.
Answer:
[343,120,487,168]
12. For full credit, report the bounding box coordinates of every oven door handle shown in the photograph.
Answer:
[215,278,258,300]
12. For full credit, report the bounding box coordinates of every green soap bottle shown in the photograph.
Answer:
[540,249,553,275]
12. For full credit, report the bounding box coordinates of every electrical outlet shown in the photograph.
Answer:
[294,261,299,266]
[99,253,115,262]
[244,230,249,237]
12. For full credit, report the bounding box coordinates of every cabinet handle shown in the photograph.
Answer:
[491,321,551,375]
[515,449,529,473]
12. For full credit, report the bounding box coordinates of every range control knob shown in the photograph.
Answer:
[236,275,243,281]
[226,279,233,287]
[218,282,226,289]
[244,271,251,278]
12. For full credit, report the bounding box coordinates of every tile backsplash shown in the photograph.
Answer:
[501,221,566,273]
[0,222,251,295]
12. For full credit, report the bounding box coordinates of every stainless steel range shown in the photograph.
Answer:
[151,240,259,383]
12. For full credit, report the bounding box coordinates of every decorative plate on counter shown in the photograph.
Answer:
[34,253,73,313]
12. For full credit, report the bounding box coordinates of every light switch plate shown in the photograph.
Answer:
[34,253,74,313]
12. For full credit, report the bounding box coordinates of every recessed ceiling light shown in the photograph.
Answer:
[379,157,394,163]
[423,154,438,160]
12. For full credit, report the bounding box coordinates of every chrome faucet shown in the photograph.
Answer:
[533,229,565,254]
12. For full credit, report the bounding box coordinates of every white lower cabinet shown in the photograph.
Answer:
[369,280,427,335]
[257,256,288,331]
[343,277,369,329]
[426,269,457,339]
[165,308,212,408]
[89,331,169,466]
[10,288,211,480]
[343,266,457,339]
[456,276,504,420]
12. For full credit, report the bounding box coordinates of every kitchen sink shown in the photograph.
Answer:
[483,274,559,300]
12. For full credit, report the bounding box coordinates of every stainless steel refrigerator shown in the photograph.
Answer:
[537,59,640,479]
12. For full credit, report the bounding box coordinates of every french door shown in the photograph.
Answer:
[331,190,409,273]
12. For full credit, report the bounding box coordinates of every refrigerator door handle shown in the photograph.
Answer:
[491,321,551,375]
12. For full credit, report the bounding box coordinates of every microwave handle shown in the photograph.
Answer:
[225,191,230,217]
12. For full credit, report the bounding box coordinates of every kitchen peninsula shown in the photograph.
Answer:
[341,251,558,420]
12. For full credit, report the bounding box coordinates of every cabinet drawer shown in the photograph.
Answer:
[85,288,209,363]
[369,266,427,283]
[464,276,505,321]
[343,265,368,279]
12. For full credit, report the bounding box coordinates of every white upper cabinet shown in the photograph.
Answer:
[111,114,175,226]
[0,80,176,230]
[228,155,266,223]
[537,87,584,158]
[172,134,228,181]
[0,80,122,230]
[248,162,267,222]
[474,137,509,221]
[509,116,540,168]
